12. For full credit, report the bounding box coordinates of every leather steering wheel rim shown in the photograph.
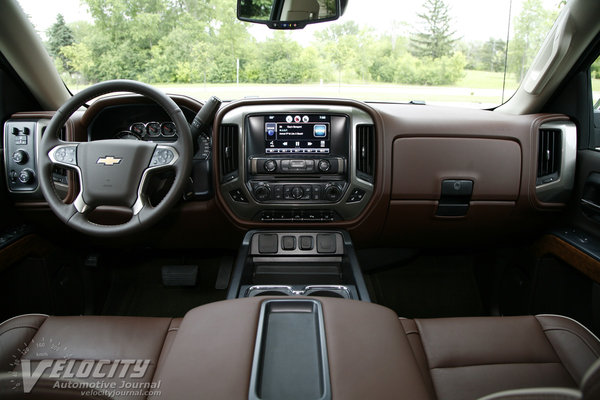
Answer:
[39,80,193,237]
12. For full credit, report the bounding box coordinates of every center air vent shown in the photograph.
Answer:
[536,128,561,186]
[220,124,238,182]
[356,124,375,182]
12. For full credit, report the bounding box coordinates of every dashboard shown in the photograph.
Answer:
[1,94,578,247]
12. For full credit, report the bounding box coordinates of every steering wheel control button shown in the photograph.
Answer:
[300,236,314,250]
[317,234,337,253]
[52,146,77,165]
[12,150,28,164]
[281,236,296,251]
[258,234,278,254]
[18,169,35,184]
[150,147,176,167]
[347,188,366,203]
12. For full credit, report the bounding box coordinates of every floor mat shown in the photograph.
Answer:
[101,252,229,317]
[366,254,485,318]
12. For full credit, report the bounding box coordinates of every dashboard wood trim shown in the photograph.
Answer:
[535,234,600,284]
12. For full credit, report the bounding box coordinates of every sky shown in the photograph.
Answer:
[18,0,563,44]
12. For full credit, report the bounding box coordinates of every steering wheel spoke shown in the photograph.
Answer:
[39,80,193,237]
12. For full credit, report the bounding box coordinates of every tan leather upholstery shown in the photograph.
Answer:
[402,315,600,400]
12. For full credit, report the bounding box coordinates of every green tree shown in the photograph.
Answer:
[411,0,457,59]
[47,14,74,72]
[315,21,360,84]
[508,0,558,82]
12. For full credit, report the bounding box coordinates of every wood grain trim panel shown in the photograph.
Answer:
[534,234,600,283]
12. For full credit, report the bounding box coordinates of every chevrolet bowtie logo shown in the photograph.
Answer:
[96,156,122,166]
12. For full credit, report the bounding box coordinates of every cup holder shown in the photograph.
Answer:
[303,290,345,298]
[254,290,291,297]
[246,285,351,299]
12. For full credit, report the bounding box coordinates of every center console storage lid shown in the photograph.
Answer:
[149,297,431,400]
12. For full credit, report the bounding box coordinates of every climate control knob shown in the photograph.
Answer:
[18,169,35,184]
[264,159,277,173]
[254,185,271,201]
[12,150,28,164]
[318,159,331,173]
[291,186,304,200]
[324,184,342,201]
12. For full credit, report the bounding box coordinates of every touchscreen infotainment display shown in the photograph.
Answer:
[264,114,330,154]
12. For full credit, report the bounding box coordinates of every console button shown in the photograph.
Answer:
[347,188,366,203]
[258,234,278,254]
[12,150,28,165]
[324,184,342,201]
[318,159,331,172]
[264,159,277,172]
[291,186,304,199]
[300,236,314,250]
[317,234,336,253]
[281,236,296,251]
[254,185,271,201]
[229,188,248,203]
[18,169,34,184]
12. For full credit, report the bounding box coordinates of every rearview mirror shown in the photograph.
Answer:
[237,0,342,29]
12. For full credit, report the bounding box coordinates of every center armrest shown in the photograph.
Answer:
[149,297,431,400]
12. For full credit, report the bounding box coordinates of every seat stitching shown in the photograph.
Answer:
[430,361,567,370]
[144,318,174,400]
[0,314,48,329]
[19,359,159,365]
[541,327,600,359]
[0,325,46,336]
[534,316,579,385]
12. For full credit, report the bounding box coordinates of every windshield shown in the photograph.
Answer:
[18,0,563,108]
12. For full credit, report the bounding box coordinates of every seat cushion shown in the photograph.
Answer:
[0,315,181,400]
[401,315,600,400]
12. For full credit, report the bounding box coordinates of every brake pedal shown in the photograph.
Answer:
[161,265,198,287]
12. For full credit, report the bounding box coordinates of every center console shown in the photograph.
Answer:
[227,229,370,301]
[217,104,375,223]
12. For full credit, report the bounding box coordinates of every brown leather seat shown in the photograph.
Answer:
[0,314,181,399]
[401,315,600,400]
[1,302,599,400]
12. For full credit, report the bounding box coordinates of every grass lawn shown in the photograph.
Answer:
[64,70,539,106]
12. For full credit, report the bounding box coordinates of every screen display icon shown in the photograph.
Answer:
[314,125,327,137]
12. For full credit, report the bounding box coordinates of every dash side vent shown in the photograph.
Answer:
[220,124,238,181]
[356,124,375,182]
[537,128,561,185]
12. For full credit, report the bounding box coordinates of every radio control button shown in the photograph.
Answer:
[318,159,331,172]
[264,159,277,172]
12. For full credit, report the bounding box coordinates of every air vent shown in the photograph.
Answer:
[220,124,238,181]
[356,124,375,182]
[537,128,561,185]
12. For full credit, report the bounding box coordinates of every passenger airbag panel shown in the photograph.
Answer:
[392,137,522,201]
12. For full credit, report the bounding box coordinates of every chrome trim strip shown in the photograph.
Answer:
[535,120,577,203]
[132,145,179,215]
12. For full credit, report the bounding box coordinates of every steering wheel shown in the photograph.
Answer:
[39,80,193,237]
